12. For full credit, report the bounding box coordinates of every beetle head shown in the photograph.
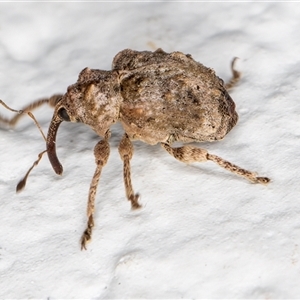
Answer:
[46,68,122,175]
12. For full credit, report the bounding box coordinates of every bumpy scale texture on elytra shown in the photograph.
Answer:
[0,48,270,250]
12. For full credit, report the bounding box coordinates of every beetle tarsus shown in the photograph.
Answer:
[81,215,94,250]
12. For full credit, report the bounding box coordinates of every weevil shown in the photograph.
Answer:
[0,48,270,250]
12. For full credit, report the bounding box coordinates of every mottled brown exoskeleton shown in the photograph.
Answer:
[0,48,270,250]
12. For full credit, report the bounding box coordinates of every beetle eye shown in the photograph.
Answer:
[58,107,71,121]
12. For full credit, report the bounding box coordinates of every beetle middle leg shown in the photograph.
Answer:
[80,131,110,250]
[161,143,270,185]
[118,134,141,209]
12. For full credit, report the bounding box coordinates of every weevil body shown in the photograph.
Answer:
[52,49,237,147]
[0,48,270,250]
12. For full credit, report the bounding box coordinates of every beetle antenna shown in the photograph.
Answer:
[16,150,47,192]
[27,112,47,141]
[1,97,63,191]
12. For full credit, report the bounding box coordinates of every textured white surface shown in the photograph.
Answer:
[0,3,299,299]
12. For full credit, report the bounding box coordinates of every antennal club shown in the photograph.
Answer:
[16,150,47,192]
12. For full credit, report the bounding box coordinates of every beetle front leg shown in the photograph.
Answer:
[0,94,62,127]
[118,134,141,209]
[80,132,110,250]
[161,143,270,185]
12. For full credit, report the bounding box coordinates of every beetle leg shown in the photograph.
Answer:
[225,57,241,90]
[0,94,62,127]
[161,143,270,185]
[80,133,110,250]
[118,134,141,209]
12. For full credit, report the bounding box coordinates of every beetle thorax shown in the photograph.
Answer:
[63,70,122,137]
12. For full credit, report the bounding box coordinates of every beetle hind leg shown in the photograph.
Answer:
[80,133,110,250]
[118,134,141,209]
[225,57,241,90]
[161,143,270,185]
[206,153,270,184]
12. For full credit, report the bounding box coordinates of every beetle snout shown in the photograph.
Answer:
[46,107,64,175]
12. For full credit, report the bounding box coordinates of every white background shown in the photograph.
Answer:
[0,2,299,298]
